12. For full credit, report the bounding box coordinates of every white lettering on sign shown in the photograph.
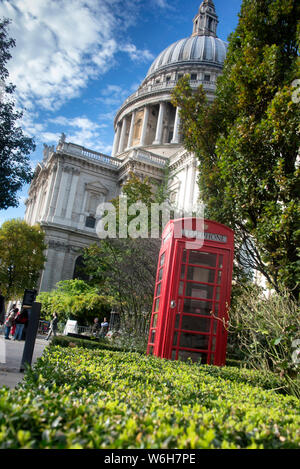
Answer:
[182,230,227,244]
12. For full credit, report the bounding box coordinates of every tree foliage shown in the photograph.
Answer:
[83,174,162,340]
[37,279,111,324]
[172,0,300,297]
[0,219,46,299]
[0,18,35,210]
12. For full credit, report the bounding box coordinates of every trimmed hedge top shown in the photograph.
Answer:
[0,346,299,449]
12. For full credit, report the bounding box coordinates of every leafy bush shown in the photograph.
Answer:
[51,335,138,353]
[0,346,299,449]
[228,286,300,396]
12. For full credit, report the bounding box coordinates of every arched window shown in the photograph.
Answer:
[73,255,89,281]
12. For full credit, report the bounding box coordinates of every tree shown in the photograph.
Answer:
[172,0,300,297]
[83,174,162,343]
[0,18,35,210]
[0,219,46,299]
[37,279,111,324]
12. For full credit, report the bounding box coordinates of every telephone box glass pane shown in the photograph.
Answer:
[158,268,163,281]
[150,330,156,343]
[181,315,211,333]
[175,314,180,329]
[179,332,209,350]
[173,331,178,346]
[154,298,160,312]
[152,314,158,328]
[178,282,184,296]
[187,266,215,283]
[183,299,213,315]
[178,350,207,364]
[189,251,217,267]
[185,283,214,299]
[148,346,154,355]
[160,253,165,266]
[218,255,224,268]
[156,283,161,296]
[180,264,186,279]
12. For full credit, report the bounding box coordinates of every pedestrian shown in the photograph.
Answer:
[100,317,109,338]
[4,307,18,340]
[46,312,59,340]
[13,309,28,341]
[92,317,100,337]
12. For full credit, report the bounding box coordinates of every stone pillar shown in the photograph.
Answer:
[112,123,121,157]
[171,106,181,144]
[79,188,88,227]
[126,111,136,150]
[53,169,69,219]
[42,165,57,220]
[153,102,166,145]
[48,162,63,221]
[140,106,150,147]
[118,117,128,154]
[65,169,80,220]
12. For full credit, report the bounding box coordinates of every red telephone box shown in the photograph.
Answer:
[147,218,234,366]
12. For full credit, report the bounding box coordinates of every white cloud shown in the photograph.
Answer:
[41,115,110,153]
[0,0,153,112]
[152,0,171,9]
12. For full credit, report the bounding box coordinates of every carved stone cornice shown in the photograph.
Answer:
[47,239,82,254]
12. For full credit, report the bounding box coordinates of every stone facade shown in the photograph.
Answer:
[25,1,227,292]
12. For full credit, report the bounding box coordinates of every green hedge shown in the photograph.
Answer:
[0,346,299,449]
[51,335,130,353]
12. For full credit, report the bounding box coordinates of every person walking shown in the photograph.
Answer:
[4,307,18,340]
[100,317,109,338]
[46,312,59,340]
[13,309,28,341]
[92,317,100,337]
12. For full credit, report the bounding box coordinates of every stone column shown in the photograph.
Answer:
[48,162,63,221]
[65,169,80,220]
[126,111,136,150]
[153,102,166,145]
[53,169,69,219]
[140,106,150,146]
[112,123,121,157]
[79,188,88,227]
[118,117,128,154]
[171,106,181,144]
[42,165,57,220]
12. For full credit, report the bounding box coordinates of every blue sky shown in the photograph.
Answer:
[0,0,242,225]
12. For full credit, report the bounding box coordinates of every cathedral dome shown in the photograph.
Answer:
[146,35,227,78]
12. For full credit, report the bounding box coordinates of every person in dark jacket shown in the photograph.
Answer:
[46,312,59,340]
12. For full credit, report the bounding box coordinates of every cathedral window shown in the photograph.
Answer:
[85,215,96,229]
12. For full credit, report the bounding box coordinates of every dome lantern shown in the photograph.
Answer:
[192,0,219,38]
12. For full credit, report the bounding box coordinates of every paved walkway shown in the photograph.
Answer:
[0,336,48,389]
